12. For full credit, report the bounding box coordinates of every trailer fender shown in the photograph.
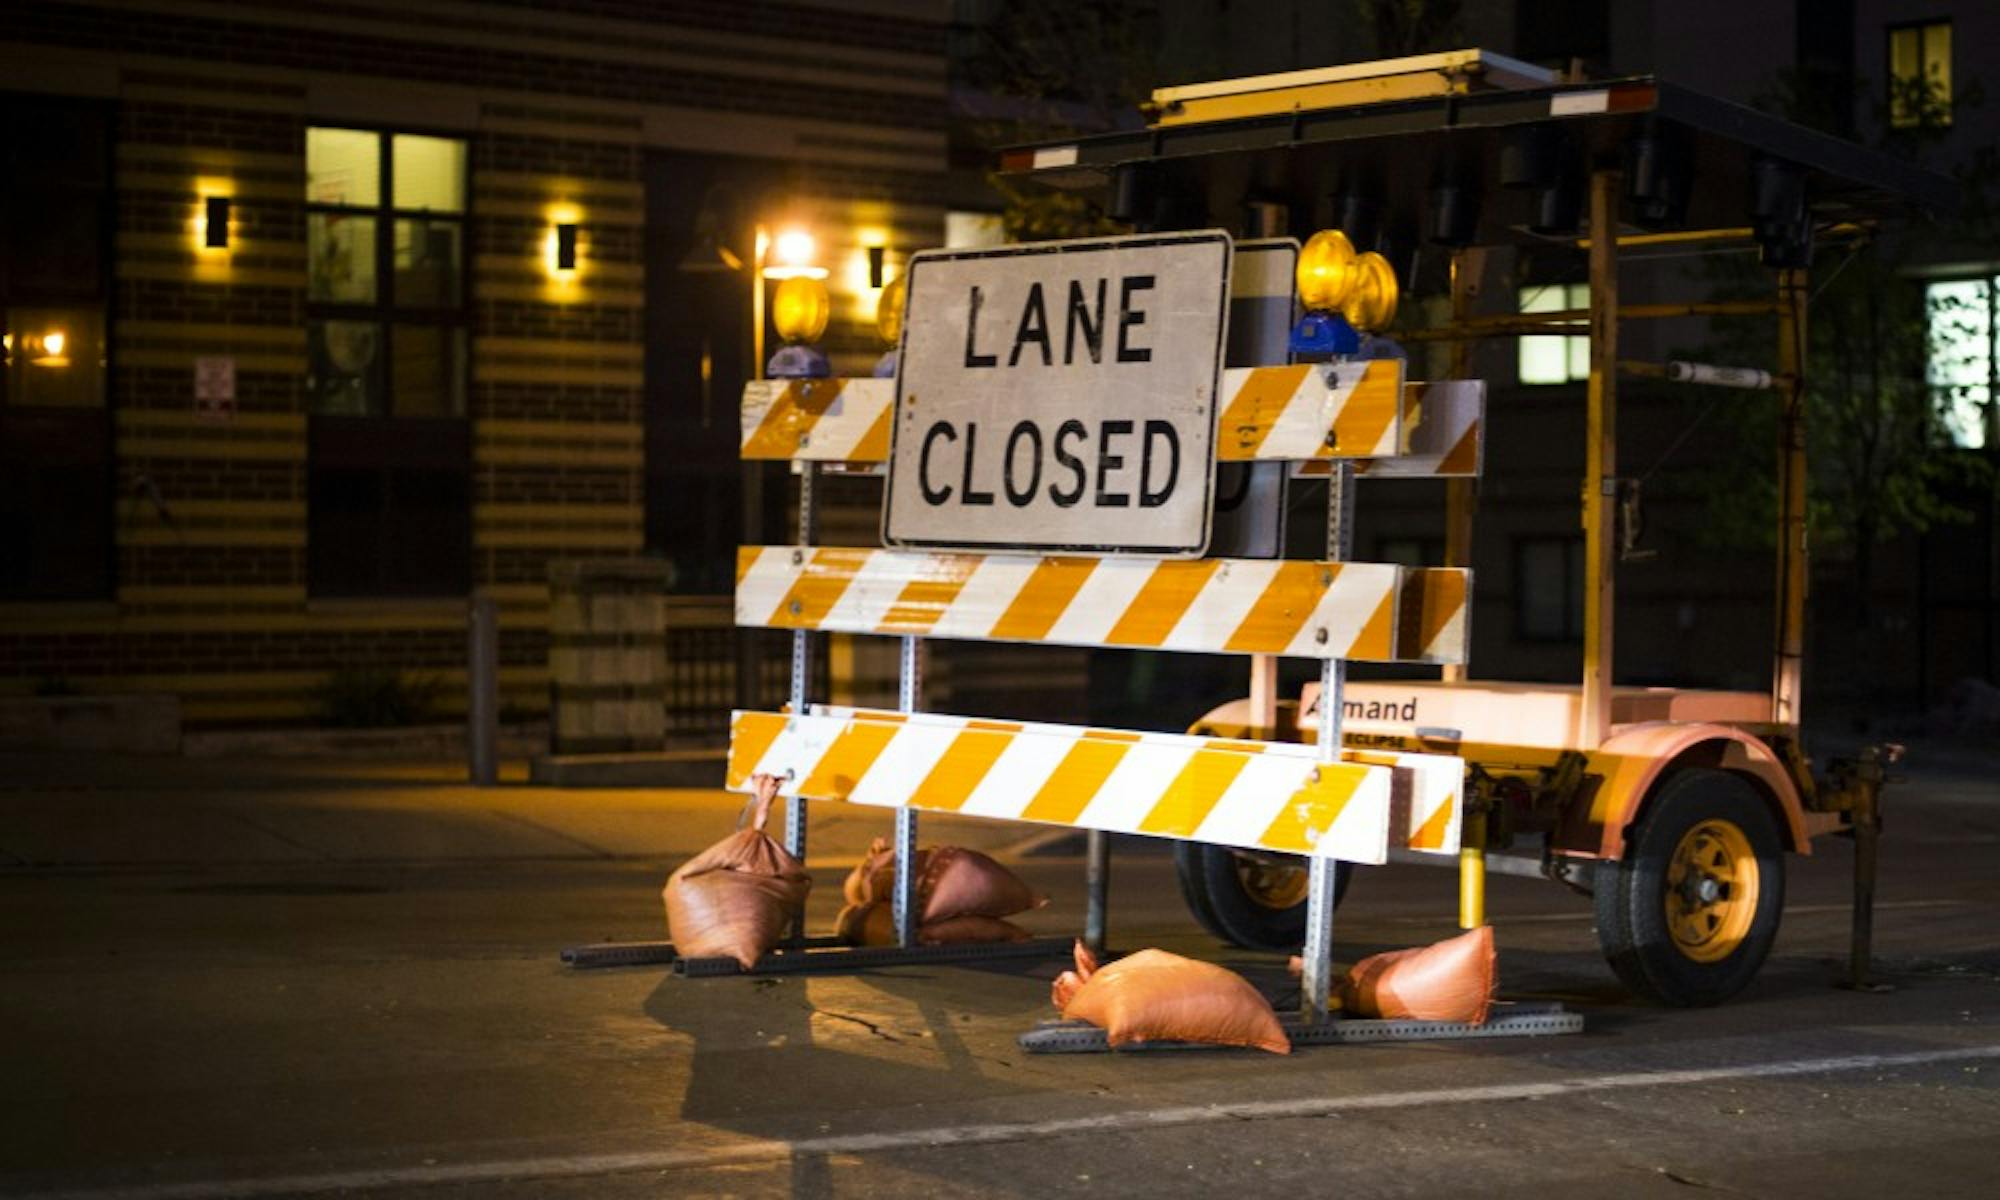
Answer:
[1556,722,1810,861]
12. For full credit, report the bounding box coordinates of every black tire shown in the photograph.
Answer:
[1174,842,1355,951]
[1594,768,1786,1007]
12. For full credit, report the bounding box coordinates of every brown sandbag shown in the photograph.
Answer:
[1058,941,1290,1054]
[842,838,1043,921]
[662,774,811,970]
[1289,925,1496,1025]
[835,900,1030,947]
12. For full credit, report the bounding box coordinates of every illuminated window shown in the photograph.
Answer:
[1516,536,1585,642]
[305,127,470,597]
[1926,278,1993,450]
[1518,283,1589,385]
[1889,21,1952,129]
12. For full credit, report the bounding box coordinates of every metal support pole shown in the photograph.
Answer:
[892,634,923,948]
[1301,459,1354,1025]
[785,463,819,862]
[467,591,499,787]
[1848,784,1880,989]
[1579,168,1621,750]
[1084,828,1110,955]
[1442,247,1478,685]
[1772,268,1809,726]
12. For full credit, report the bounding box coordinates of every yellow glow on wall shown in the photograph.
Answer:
[27,328,71,367]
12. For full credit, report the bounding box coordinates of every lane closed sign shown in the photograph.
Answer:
[882,231,1231,557]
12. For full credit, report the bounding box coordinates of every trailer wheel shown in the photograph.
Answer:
[1175,843,1354,951]
[1594,768,1786,1006]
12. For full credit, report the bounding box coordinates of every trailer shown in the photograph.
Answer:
[989,49,1950,1006]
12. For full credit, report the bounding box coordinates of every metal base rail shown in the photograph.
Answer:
[674,936,1075,977]
[1018,1001,1582,1053]
[560,935,849,970]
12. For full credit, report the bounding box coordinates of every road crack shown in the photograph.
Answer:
[817,1009,906,1044]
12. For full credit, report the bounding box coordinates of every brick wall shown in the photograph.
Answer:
[0,1,952,725]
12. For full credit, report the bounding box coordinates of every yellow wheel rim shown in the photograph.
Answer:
[1664,819,1759,963]
[1233,854,1310,910]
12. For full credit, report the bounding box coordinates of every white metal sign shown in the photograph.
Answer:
[882,231,1231,557]
[193,355,236,423]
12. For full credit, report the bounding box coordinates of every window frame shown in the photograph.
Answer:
[304,124,470,419]
[1517,282,1590,386]
[303,123,473,599]
[1887,18,1953,130]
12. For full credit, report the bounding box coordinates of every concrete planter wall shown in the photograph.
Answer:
[0,695,182,754]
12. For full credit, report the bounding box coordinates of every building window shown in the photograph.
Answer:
[1,97,112,601]
[1516,536,1585,642]
[1518,283,1589,385]
[1926,277,1993,449]
[305,127,470,597]
[1888,20,1952,129]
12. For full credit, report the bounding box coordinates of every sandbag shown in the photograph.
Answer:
[662,774,811,970]
[835,900,1030,947]
[842,838,1043,921]
[1056,941,1290,1054]
[1290,925,1496,1025]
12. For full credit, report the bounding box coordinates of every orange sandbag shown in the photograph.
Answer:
[842,838,1043,921]
[662,774,811,970]
[1057,941,1290,1054]
[835,900,1030,947]
[1290,925,1496,1024]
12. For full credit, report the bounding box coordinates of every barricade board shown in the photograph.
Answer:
[736,545,1470,664]
[725,706,1472,864]
[741,364,1426,467]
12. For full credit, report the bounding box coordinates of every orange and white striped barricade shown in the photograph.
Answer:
[733,545,1470,666]
[741,360,1406,468]
[741,368,1481,477]
[728,707,1465,862]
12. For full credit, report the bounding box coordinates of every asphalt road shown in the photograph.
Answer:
[0,744,1996,1198]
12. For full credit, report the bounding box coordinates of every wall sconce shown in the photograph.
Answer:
[554,223,579,272]
[867,245,887,289]
[205,196,231,249]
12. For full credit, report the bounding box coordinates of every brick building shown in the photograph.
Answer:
[0,0,951,731]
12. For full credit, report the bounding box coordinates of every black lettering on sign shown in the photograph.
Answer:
[960,422,995,506]
[1003,420,1043,507]
[1049,419,1087,507]
[1117,275,1154,363]
[1095,419,1132,507]
[1009,282,1052,367]
[1065,279,1105,365]
[1139,420,1179,508]
[964,286,997,368]
[919,421,956,504]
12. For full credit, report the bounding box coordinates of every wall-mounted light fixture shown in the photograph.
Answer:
[554,222,579,272]
[205,196,231,249]
[867,245,887,289]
